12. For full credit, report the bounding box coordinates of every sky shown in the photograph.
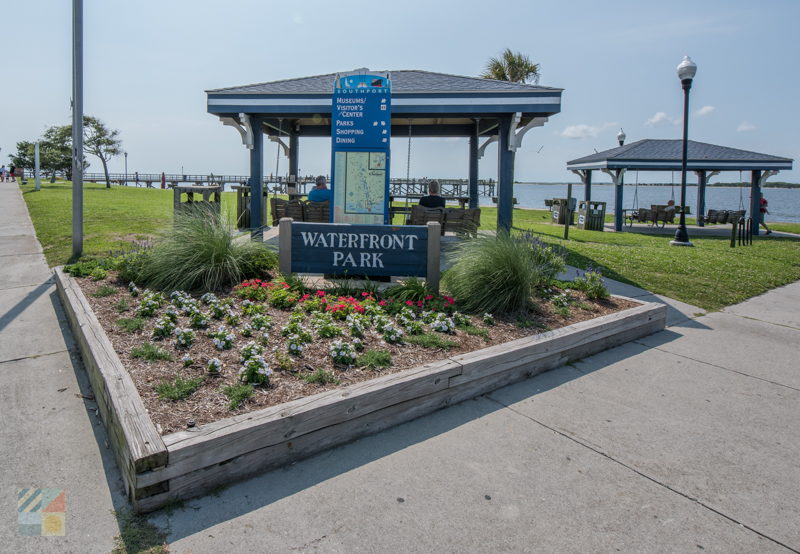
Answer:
[2,0,798,184]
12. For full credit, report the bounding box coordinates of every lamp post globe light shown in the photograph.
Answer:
[617,128,626,147]
[671,55,697,247]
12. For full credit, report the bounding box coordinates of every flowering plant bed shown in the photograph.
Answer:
[55,268,666,512]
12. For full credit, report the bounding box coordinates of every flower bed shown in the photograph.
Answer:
[55,268,666,512]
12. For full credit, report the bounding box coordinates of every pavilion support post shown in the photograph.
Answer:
[468,121,479,209]
[750,170,762,236]
[601,168,625,232]
[496,115,516,232]
[288,127,299,192]
[615,171,624,232]
[571,169,592,202]
[696,170,707,227]
[249,116,264,239]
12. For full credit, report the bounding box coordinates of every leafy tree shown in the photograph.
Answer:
[10,126,76,182]
[480,49,541,84]
[81,116,122,188]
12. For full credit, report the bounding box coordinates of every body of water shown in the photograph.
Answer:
[483,184,800,223]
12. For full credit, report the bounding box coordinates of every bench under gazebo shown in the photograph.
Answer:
[206,70,563,232]
[567,139,793,235]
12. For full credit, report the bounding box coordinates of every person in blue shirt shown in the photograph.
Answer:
[308,175,331,202]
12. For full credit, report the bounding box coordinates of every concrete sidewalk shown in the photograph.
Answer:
[0,184,124,552]
[2,182,799,552]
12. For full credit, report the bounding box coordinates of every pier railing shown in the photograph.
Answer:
[23,171,495,199]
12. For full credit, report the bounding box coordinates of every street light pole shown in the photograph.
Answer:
[671,55,696,247]
[124,152,128,186]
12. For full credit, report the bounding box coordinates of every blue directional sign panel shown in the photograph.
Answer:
[331,71,391,225]
[291,222,427,277]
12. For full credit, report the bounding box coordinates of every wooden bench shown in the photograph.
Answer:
[270,198,330,226]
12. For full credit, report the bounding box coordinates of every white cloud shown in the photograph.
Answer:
[737,121,757,132]
[561,124,600,139]
[645,111,680,127]
[560,122,617,140]
[694,105,715,117]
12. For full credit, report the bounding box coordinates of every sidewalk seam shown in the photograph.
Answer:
[641,342,800,393]
[485,394,800,554]
[0,349,70,366]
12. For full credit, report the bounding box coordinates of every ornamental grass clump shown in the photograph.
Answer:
[443,232,565,315]
[139,206,276,292]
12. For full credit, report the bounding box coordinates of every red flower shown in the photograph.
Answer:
[378,300,386,306]
[316,290,326,297]
[425,295,433,300]
[417,300,423,307]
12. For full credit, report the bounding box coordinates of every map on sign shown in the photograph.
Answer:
[336,151,386,214]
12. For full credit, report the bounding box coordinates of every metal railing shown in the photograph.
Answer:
[22,170,496,198]
[731,216,753,247]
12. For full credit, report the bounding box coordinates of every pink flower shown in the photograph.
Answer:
[316,290,326,297]
[425,295,433,300]
[378,300,386,306]
[406,300,413,306]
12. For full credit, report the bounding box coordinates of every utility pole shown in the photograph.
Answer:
[72,0,84,258]
[35,142,41,191]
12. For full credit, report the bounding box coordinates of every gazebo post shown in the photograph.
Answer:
[696,170,707,227]
[249,116,264,239]
[468,120,479,209]
[288,127,299,185]
[571,169,592,202]
[750,169,762,236]
[496,115,516,232]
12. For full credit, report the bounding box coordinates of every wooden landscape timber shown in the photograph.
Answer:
[55,268,667,512]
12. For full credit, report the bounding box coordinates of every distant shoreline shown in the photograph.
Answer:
[515,181,800,189]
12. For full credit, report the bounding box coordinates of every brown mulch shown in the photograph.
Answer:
[77,276,638,435]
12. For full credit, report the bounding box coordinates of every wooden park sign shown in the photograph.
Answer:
[278,219,441,291]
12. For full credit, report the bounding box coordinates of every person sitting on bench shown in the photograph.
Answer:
[308,175,331,202]
[419,180,445,209]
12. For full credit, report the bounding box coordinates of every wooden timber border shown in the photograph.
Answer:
[55,267,667,512]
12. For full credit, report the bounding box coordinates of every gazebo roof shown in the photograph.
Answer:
[207,70,563,137]
[567,139,793,172]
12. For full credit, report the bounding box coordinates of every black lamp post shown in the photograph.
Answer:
[671,55,697,247]
[124,152,128,186]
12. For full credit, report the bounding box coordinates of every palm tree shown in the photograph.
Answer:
[481,49,540,84]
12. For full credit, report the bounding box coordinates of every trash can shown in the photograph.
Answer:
[551,198,576,225]
[232,185,270,229]
[577,201,607,231]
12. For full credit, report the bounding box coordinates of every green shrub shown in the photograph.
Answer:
[301,368,340,385]
[442,232,565,315]
[383,277,432,302]
[131,342,172,361]
[114,298,130,312]
[458,324,491,341]
[405,333,458,350]
[222,384,254,410]
[92,284,117,297]
[115,251,150,284]
[64,258,115,278]
[356,349,392,370]
[117,317,145,333]
[155,376,203,401]
[572,270,610,300]
[139,206,274,292]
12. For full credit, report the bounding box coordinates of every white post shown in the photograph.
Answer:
[278,218,293,275]
[34,142,41,191]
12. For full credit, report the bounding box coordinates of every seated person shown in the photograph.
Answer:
[419,180,445,209]
[308,175,331,202]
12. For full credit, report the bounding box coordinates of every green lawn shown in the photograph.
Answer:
[20,180,245,265]
[20,184,800,311]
